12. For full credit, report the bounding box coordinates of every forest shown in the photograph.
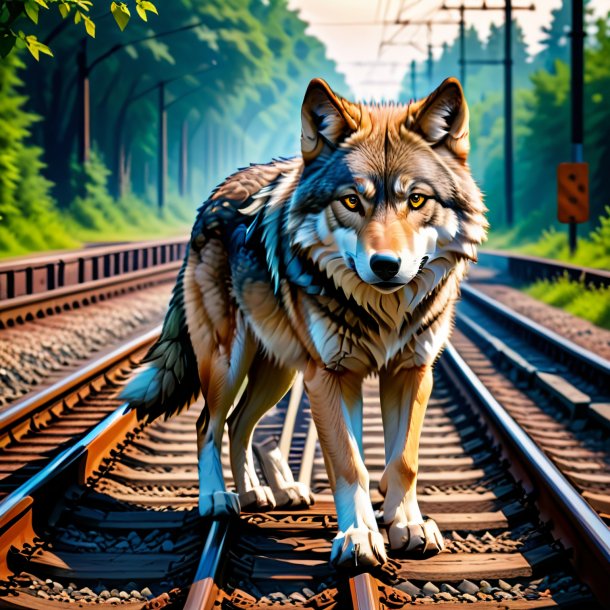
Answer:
[0,0,348,254]
[0,0,608,275]
[398,1,609,269]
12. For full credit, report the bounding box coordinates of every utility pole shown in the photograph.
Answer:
[117,64,216,210]
[179,120,188,198]
[158,81,167,212]
[76,19,210,165]
[380,19,458,96]
[427,23,434,89]
[77,38,90,164]
[505,0,514,226]
[411,59,417,99]
[459,4,466,87]
[442,2,534,226]
[570,0,584,254]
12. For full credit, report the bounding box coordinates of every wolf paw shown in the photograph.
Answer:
[273,482,314,508]
[388,518,444,554]
[331,527,387,568]
[199,491,240,518]
[239,486,276,512]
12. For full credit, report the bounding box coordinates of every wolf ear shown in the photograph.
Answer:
[301,78,360,165]
[413,77,469,160]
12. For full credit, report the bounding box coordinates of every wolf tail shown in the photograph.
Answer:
[122,251,201,423]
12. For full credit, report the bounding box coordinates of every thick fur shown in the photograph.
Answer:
[123,77,487,567]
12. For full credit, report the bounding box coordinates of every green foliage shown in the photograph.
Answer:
[482,8,610,236]
[0,53,76,255]
[0,0,158,61]
[525,274,610,329]
[401,1,609,241]
[515,206,610,269]
[0,0,350,254]
[67,152,189,238]
[69,152,123,230]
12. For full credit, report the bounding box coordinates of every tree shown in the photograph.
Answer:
[0,0,157,61]
[0,54,74,252]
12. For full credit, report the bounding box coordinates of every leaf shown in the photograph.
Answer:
[24,1,39,24]
[74,10,81,23]
[24,34,53,61]
[34,0,49,8]
[136,4,147,21]
[58,3,70,18]
[140,1,158,15]
[74,0,92,10]
[111,1,130,31]
[83,14,95,37]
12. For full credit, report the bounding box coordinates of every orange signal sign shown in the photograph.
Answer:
[557,162,589,223]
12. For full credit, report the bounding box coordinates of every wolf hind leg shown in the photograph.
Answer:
[228,357,302,511]
[197,328,256,518]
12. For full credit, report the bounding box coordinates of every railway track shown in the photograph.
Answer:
[476,250,610,289]
[0,246,608,608]
[0,337,608,607]
[0,326,161,504]
[0,239,185,410]
[455,283,610,518]
[0,239,187,329]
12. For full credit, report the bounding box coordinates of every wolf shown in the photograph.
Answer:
[123,77,487,567]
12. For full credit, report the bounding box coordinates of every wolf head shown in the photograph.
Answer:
[289,78,487,301]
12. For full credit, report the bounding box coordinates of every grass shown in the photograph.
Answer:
[486,207,610,270]
[525,274,610,330]
[487,209,610,329]
[0,209,191,259]
[0,154,193,259]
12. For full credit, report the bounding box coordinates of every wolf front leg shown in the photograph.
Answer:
[378,364,444,554]
[304,361,386,567]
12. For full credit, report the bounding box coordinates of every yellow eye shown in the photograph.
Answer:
[408,193,428,209]
[339,195,362,212]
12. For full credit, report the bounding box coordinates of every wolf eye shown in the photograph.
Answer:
[339,195,362,213]
[408,193,428,209]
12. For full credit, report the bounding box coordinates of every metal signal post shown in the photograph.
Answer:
[570,0,585,254]
[158,82,167,213]
[505,0,514,226]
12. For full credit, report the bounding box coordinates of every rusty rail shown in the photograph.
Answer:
[478,249,610,288]
[0,238,188,301]
[0,327,161,579]
[442,343,610,608]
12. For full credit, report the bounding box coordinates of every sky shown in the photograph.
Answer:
[288,0,610,101]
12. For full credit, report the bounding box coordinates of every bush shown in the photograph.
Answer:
[526,274,610,329]
[489,206,610,270]
[0,55,76,256]
[66,153,192,243]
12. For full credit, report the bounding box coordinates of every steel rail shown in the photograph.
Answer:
[183,520,232,610]
[442,343,610,607]
[478,249,610,289]
[0,325,161,438]
[0,262,180,329]
[0,402,135,523]
[0,327,161,578]
[0,400,140,579]
[461,283,610,379]
[0,238,188,300]
[349,573,382,609]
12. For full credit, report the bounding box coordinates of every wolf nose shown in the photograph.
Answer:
[370,254,401,281]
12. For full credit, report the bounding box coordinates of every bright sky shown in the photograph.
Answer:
[288,0,610,101]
